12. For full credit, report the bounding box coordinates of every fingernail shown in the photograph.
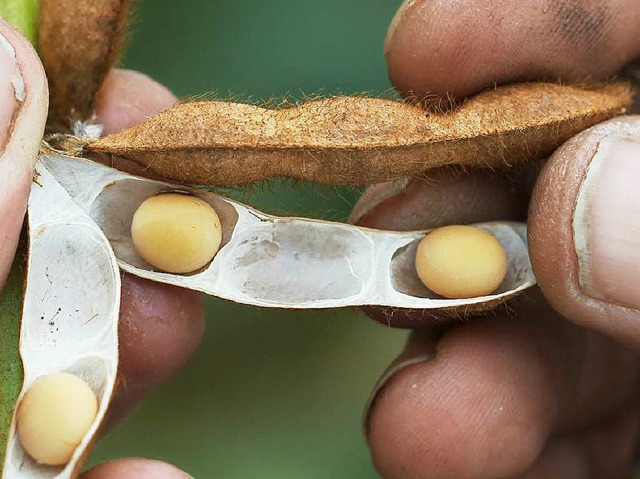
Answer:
[384,0,416,58]
[363,355,431,433]
[348,177,410,225]
[574,134,640,309]
[363,332,435,435]
[0,31,23,153]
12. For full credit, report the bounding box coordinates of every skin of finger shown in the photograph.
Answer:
[93,69,206,429]
[519,406,640,479]
[385,0,640,101]
[367,294,640,479]
[0,21,48,291]
[81,458,192,479]
[517,439,590,479]
[93,69,177,179]
[364,330,439,433]
[350,167,528,230]
[104,275,204,431]
[529,116,640,347]
[352,167,527,327]
[95,69,177,136]
[582,405,640,479]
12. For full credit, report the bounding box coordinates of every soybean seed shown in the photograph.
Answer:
[131,193,222,274]
[415,225,508,299]
[17,373,98,466]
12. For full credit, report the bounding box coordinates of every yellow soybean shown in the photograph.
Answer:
[415,225,508,299]
[17,373,98,466]
[131,193,222,274]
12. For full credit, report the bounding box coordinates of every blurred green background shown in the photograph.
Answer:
[91,1,408,477]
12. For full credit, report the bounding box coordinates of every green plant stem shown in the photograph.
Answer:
[0,0,40,46]
[0,254,25,468]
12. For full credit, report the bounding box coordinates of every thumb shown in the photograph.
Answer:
[0,20,48,290]
[530,115,640,347]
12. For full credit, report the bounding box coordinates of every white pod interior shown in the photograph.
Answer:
[2,164,120,479]
[41,153,536,310]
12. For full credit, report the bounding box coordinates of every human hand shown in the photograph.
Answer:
[0,20,200,478]
[354,1,640,477]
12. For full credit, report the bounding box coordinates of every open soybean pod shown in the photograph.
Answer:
[41,153,535,311]
[2,163,120,479]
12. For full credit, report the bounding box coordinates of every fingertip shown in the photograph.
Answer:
[0,20,48,290]
[351,168,526,232]
[383,0,414,60]
[385,0,640,100]
[81,458,192,479]
[529,116,640,345]
[95,69,177,135]
[0,20,48,113]
[368,298,640,478]
[367,322,555,479]
[107,274,204,427]
[118,274,204,384]
[518,439,590,479]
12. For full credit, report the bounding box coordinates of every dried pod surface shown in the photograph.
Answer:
[42,153,535,311]
[39,0,130,129]
[85,82,633,186]
[2,164,120,479]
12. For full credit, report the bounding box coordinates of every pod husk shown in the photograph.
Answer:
[42,153,536,312]
[2,164,120,479]
[85,82,633,186]
[38,0,130,130]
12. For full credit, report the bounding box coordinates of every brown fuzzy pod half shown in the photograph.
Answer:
[85,82,633,186]
[39,0,130,130]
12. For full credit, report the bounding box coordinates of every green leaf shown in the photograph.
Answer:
[0,254,25,469]
[0,0,41,46]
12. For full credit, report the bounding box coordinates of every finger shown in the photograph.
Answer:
[81,458,192,479]
[0,21,48,291]
[385,0,640,100]
[95,69,176,136]
[104,275,204,429]
[94,68,177,178]
[92,70,205,428]
[518,407,640,479]
[366,294,640,479]
[529,116,640,346]
[517,439,591,479]
[580,405,640,479]
[351,167,528,230]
